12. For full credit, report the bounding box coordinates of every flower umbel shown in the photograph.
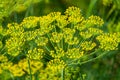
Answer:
[0,6,120,80]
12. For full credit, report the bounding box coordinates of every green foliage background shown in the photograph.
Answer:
[0,0,120,80]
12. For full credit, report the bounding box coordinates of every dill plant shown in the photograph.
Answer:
[0,6,120,80]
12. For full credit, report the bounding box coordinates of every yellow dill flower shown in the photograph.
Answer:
[0,62,13,70]
[20,16,39,29]
[56,15,68,29]
[81,41,96,51]
[1,6,110,79]
[80,31,93,39]
[39,15,54,27]
[39,19,55,34]
[66,37,79,45]
[66,48,84,59]
[63,28,75,42]
[80,28,103,39]
[0,55,9,74]
[48,12,61,19]
[50,32,63,43]
[50,47,65,58]
[6,37,25,56]
[9,64,25,77]
[39,59,66,79]
[68,15,84,24]
[18,59,43,75]
[65,6,84,24]
[0,55,8,62]
[7,23,24,37]
[27,48,44,60]
[96,33,119,51]
[86,15,104,27]
[35,36,48,46]
[65,6,81,16]
[65,66,82,79]
[24,30,38,41]
[74,21,87,31]
[88,27,103,34]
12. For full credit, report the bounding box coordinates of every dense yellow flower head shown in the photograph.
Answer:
[50,32,63,43]
[87,15,104,26]
[0,55,8,62]
[20,16,39,29]
[27,48,44,60]
[18,59,43,75]
[50,47,66,59]
[66,48,84,59]
[7,23,24,37]
[80,28,103,39]
[1,6,120,80]
[9,64,25,77]
[96,33,120,51]
[6,36,25,56]
[81,41,96,51]
[65,6,81,16]
[39,59,66,79]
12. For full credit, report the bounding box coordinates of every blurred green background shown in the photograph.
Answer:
[0,0,120,80]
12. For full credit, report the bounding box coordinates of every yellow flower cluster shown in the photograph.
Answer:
[86,15,104,26]
[18,59,43,75]
[66,48,84,59]
[50,32,63,43]
[96,33,120,51]
[1,6,120,79]
[39,59,66,80]
[80,27,103,39]
[20,16,39,29]
[65,6,84,24]
[0,55,43,77]
[81,41,96,51]
[50,48,65,59]
[27,48,44,60]
[65,6,82,18]
[7,23,24,37]
[0,55,12,74]
[6,36,25,56]
[35,36,48,46]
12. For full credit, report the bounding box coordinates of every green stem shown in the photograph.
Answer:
[61,38,64,49]
[67,49,100,65]
[67,44,70,51]
[46,33,55,48]
[44,46,50,52]
[86,0,97,17]
[61,68,65,80]
[25,0,34,17]
[9,71,15,80]
[77,38,86,48]
[106,5,116,19]
[0,46,6,53]
[81,49,101,59]
[68,51,108,66]
[57,43,61,49]
[28,59,32,80]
